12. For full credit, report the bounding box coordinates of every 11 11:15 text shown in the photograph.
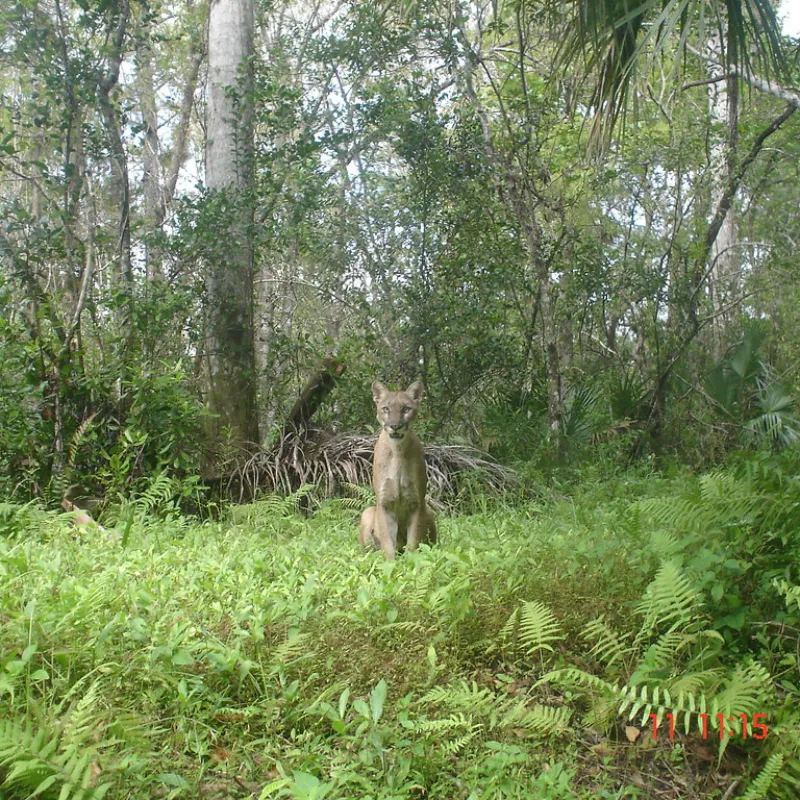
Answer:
[649,712,769,741]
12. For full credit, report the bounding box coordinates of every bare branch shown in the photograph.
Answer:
[704,104,797,261]
[687,45,800,109]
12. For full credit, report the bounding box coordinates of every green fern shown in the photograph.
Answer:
[714,661,774,718]
[422,681,498,717]
[537,562,772,749]
[415,715,482,755]
[501,703,572,735]
[418,679,569,747]
[406,568,433,610]
[741,753,784,800]
[0,718,112,799]
[235,484,320,526]
[333,482,375,511]
[649,529,684,560]
[133,472,177,515]
[582,616,634,672]
[634,561,701,644]
[269,632,314,674]
[516,601,564,654]
[50,415,98,501]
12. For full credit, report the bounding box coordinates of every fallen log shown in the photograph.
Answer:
[280,356,346,437]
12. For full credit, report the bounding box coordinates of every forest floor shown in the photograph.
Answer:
[0,465,793,800]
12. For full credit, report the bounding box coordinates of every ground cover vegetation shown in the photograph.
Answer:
[2,453,800,799]
[2,0,800,796]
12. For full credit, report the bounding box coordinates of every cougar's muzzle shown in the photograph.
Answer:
[387,423,407,440]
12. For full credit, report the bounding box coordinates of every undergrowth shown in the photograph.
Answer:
[1,455,799,799]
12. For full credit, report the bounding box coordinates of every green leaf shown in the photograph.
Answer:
[370,679,387,724]
[338,689,350,720]
[171,649,195,666]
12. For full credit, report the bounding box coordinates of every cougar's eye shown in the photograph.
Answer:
[382,406,389,413]
[402,406,410,414]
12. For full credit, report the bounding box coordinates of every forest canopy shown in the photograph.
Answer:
[0,0,799,494]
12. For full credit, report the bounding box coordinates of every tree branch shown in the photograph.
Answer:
[687,45,800,109]
[704,104,796,262]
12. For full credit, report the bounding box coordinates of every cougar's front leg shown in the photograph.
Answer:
[358,507,378,549]
[374,505,398,560]
[423,504,437,545]
[406,507,427,551]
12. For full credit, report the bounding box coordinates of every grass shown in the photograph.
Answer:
[0,469,796,800]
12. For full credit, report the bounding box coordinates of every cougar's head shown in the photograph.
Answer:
[372,380,424,441]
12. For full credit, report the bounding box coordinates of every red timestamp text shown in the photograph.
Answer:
[648,712,769,741]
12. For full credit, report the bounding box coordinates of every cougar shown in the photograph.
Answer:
[358,380,437,560]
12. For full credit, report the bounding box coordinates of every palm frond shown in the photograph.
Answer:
[229,432,516,505]
[557,0,788,146]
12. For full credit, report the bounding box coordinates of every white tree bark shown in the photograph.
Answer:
[206,0,254,190]
[204,0,259,454]
[706,34,739,358]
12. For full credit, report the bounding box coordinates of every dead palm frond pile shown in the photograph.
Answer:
[226,429,516,504]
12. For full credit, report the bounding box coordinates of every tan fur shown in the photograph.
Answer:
[358,380,437,559]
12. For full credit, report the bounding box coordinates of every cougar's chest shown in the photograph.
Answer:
[378,461,418,503]
[374,436,423,507]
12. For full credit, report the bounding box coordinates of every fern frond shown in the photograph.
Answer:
[500,607,520,645]
[66,414,97,478]
[635,561,701,644]
[517,601,563,654]
[269,632,314,671]
[649,530,684,560]
[645,628,699,671]
[638,475,768,535]
[501,703,572,735]
[133,472,176,516]
[713,661,774,718]
[378,621,425,634]
[407,569,433,609]
[340,482,375,507]
[415,714,482,754]
[669,669,725,697]
[422,681,498,717]
[536,668,617,696]
[582,616,634,671]
[0,718,111,799]
[741,753,784,800]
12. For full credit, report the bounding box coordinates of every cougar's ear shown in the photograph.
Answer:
[372,381,387,404]
[406,381,425,402]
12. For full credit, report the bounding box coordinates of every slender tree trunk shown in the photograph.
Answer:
[166,0,205,204]
[97,0,133,294]
[137,44,166,280]
[454,40,562,441]
[204,0,259,455]
[706,35,739,358]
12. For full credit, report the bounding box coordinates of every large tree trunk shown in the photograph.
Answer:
[204,0,259,456]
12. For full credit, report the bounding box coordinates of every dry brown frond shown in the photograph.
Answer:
[223,429,516,505]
